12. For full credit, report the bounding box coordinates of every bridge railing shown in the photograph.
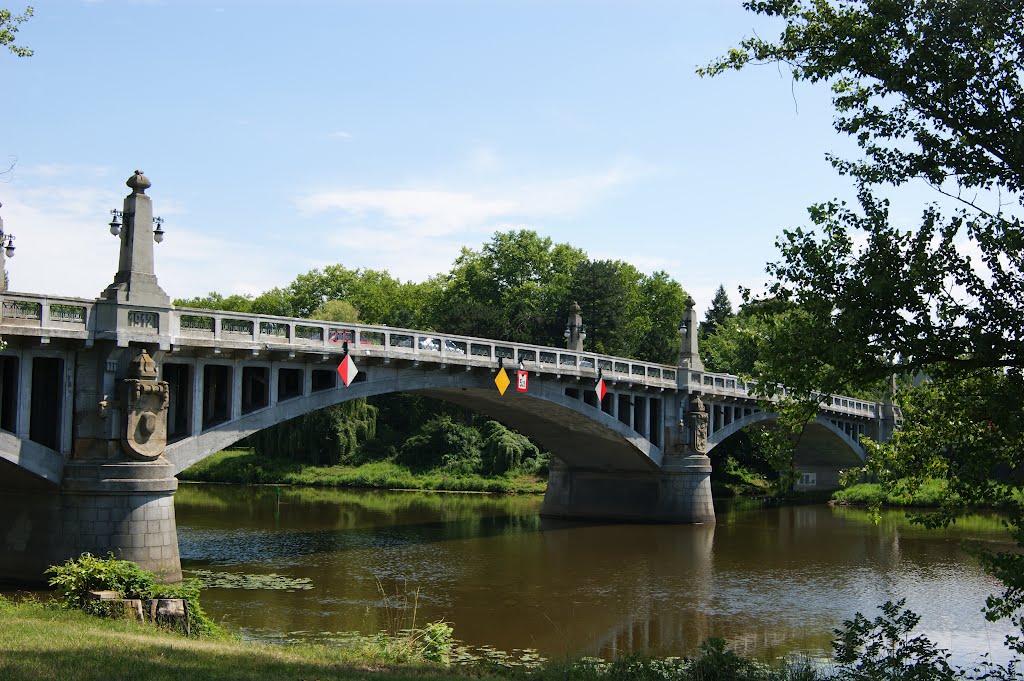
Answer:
[170,307,681,390]
[685,369,878,419]
[0,292,93,339]
[0,293,882,415]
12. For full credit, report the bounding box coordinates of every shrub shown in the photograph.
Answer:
[398,415,483,474]
[832,600,956,681]
[480,420,546,476]
[418,620,454,665]
[46,553,224,638]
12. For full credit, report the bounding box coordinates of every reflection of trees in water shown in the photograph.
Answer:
[176,483,543,532]
[177,490,1014,662]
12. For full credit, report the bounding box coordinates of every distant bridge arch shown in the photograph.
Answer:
[707,410,867,462]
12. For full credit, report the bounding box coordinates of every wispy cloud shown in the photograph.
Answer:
[328,131,353,141]
[297,189,519,237]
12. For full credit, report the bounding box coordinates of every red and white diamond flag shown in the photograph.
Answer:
[337,354,359,387]
[596,376,607,402]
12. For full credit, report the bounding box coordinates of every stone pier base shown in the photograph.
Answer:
[540,455,715,523]
[0,460,181,585]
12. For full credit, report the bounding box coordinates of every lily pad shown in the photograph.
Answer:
[187,569,314,591]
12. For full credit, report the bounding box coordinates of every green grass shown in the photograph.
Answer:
[0,596,469,681]
[0,597,825,681]
[179,450,547,495]
[830,479,950,508]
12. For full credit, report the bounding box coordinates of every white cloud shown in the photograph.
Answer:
[297,188,518,237]
[328,131,353,141]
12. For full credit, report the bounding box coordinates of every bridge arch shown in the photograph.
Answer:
[707,410,867,462]
[165,368,663,476]
[0,432,62,486]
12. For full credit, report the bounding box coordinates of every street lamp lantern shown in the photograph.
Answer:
[109,210,122,236]
[0,202,15,291]
[107,208,165,243]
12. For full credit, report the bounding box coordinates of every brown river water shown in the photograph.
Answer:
[174,483,1016,665]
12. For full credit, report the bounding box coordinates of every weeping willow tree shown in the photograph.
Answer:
[245,399,378,466]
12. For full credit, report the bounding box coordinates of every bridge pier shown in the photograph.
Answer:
[0,460,181,584]
[540,454,714,524]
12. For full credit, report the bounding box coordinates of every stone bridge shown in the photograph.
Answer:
[0,171,895,584]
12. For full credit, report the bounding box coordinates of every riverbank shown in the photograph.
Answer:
[0,596,825,681]
[830,479,949,507]
[0,595,470,681]
[179,449,547,494]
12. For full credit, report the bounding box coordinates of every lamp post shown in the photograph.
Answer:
[677,296,704,371]
[101,170,171,305]
[564,301,586,352]
[0,203,16,292]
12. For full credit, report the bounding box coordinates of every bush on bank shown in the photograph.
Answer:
[45,553,224,638]
[179,449,547,494]
[831,479,950,508]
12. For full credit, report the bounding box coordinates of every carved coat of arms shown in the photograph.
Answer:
[121,349,169,460]
[689,394,709,454]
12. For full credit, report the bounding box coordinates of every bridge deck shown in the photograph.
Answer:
[0,290,879,421]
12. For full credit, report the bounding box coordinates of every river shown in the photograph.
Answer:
[175,483,1018,666]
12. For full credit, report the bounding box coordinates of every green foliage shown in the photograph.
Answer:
[831,480,950,508]
[480,420,547,476]
[180,450,548,494]
[246,400,378,466]
[310,298,360,323]
[686,638,771,681]
[832,600,956,681]
[174,291,256,312]
[398,415,483,475]
[703,1,1024,644]
[418,620,454,665]
[699,285,733,342]
[431,230,587,345]
[0,6,32,57]
[47,553,156,611]
[45,553,223,638]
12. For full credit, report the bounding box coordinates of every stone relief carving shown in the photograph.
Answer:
[121,348,169,461]
[689,394,709,454]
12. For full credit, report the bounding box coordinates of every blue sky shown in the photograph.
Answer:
[4,1,896,315]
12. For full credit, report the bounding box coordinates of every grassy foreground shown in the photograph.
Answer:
[179,449,546,495]
[0,597,465,681]
[0,596,830,681]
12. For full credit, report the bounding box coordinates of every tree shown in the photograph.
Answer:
[567,259,643,358]
[703,0,1024,647]
[632,271,689,365]
[174,291,256,313]
[310,299,360,323]
[699,285,733,342]
[431,230,587,345]
[1,6,32,58]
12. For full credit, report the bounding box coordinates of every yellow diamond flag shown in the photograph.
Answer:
[494,368,510,395]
